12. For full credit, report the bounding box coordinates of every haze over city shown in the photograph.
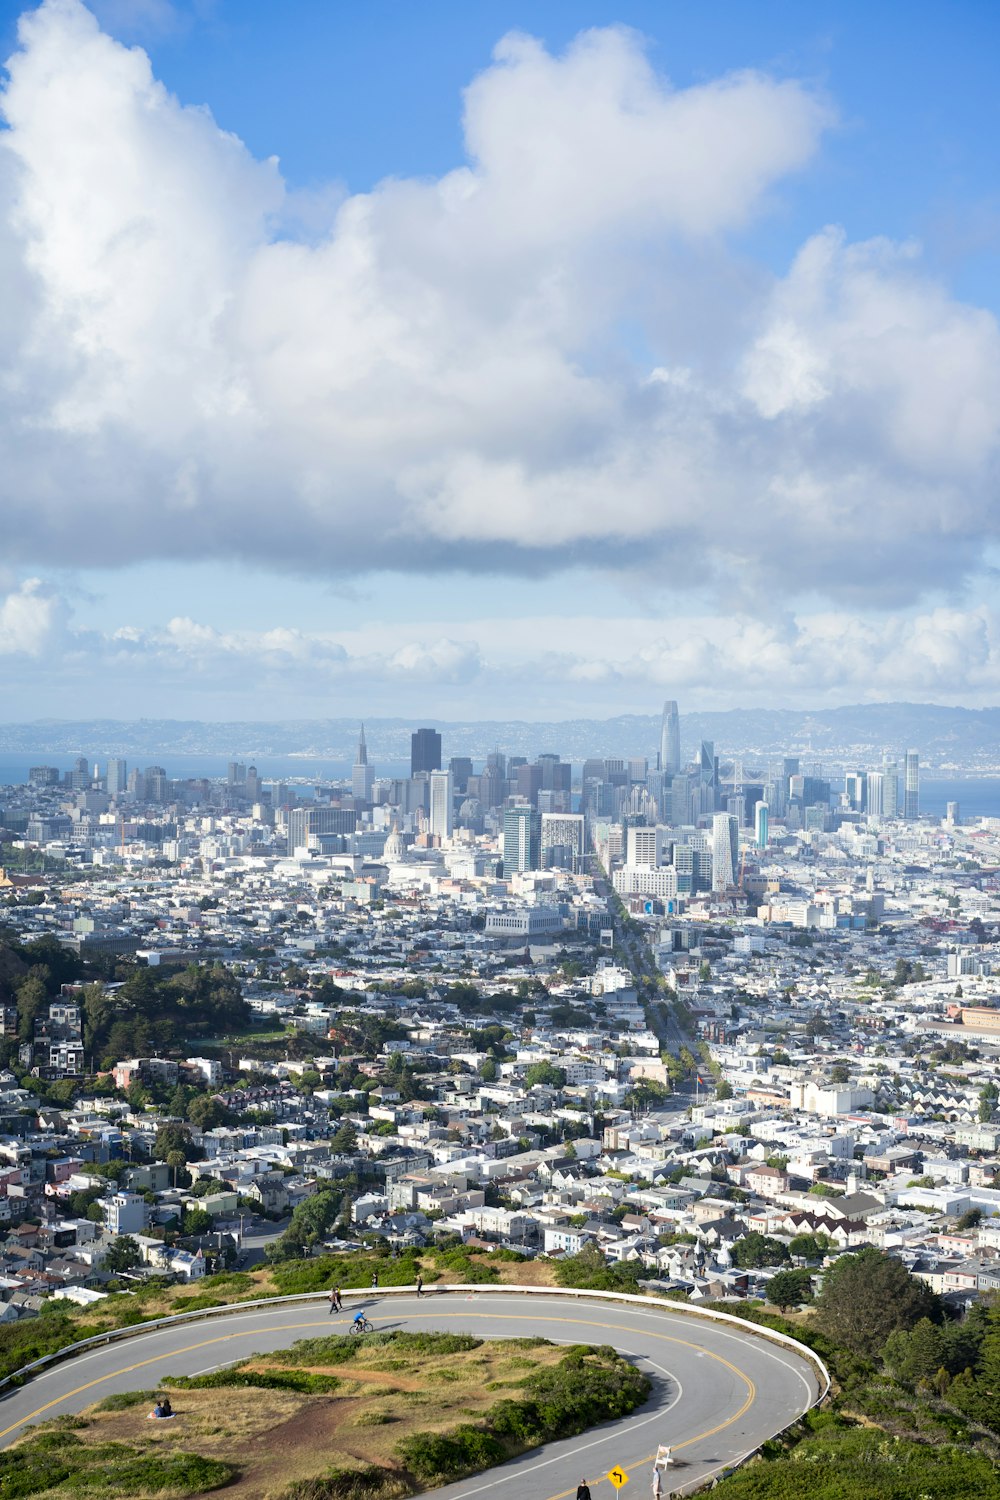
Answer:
[1,0,999,720]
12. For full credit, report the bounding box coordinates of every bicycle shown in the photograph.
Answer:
[350,1317,374,1335]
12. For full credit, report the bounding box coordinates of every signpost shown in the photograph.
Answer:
[608,1468,629,1491]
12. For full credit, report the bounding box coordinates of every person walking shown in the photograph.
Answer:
[328,1287,337,1316]
[577,1481,591,1500]
[371,1271,379,1290]
[651,1467,663,1500]
[416,1274,424,1298]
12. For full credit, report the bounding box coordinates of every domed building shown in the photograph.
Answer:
[383,823,407,864]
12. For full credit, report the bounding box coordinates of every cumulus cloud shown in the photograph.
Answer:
[4,576,1000,716]
[0,1,998,609]
[0,577,62,654]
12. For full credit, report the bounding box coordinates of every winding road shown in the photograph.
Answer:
[0,1290,824,1497]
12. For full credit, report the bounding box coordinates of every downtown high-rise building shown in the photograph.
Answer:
[904,750,919,820]
[503,803,541,874]
[106,758,128,796]
[429,769,454,841]
[410,727,442,776]
[754,800,769,849]
[352,724,374,804]
[659,700,681,775]
[711,811,739,890]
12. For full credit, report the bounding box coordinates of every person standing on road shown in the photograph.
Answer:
[651,1467,663,1500]
[577,1481,591,1500]
[371,1270,379,1290]
[416,1274,424,1297]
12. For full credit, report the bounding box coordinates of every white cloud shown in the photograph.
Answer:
[0,578,61,654]
[4,577,1000,716]
[0,2,997,616]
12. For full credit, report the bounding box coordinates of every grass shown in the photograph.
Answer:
[17,1333,641,1500]
[0,1428,234,1497]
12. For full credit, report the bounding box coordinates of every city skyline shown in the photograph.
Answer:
[2,1,1000,718]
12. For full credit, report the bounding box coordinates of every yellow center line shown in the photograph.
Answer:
[0,1306,758,1484]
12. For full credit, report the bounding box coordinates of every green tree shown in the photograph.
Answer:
[103,1235,141,1272]
[731,1232,789,1269]
[331,1121,358,1154]
[187,1095,229,1131]
[884,1317,947,1388]
[153,1124,197,1163]
[979,1083,999,1123]
[182,1207,213,1236]
[766,1268,814,1311]
[166,1150,189,1189]
[814,1248,943,1358]
[788,1232,830,1262]
[479,1056,498,1083]
[524,1061,567,1089]
[15,975,48,1042]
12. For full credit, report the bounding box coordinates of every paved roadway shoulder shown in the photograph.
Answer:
[0,1291,822,1498]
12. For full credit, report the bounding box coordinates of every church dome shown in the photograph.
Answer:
[384,824,406,863]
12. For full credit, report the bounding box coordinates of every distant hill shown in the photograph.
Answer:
[1,704,998,769]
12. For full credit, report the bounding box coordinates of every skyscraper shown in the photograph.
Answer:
[106,758,127,796]
[904,751,919,820]
[754,800,769,850]
[845,771,866,812]
[659,701,681,775]
[429,769,453,841]
[882,761,899,819]
[352,724,373,803]
[411,727,442,776]
[711,812,739,890]
[503,803,541,874]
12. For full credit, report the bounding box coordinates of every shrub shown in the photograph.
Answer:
[165,1367,340,1394]
[0,1433,235,1497]
[397,1425,505,1482]
[396,1345,649,1484]
[278,1464,408,1500]
[710,1425,1000,1499]
[94,1389,157,1412]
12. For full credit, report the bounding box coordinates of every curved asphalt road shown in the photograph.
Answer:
[0,1292,822,1498]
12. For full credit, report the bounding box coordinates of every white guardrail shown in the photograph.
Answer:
[0,1282,831,1407]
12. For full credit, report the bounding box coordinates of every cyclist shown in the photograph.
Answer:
[353,1311,368,1332]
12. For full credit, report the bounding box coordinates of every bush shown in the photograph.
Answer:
[397,1424,506,1482]
[710,1425,1000,1499]
[278,1465,408,1500]
[0,1432,235,1497]
[94,1389,157,1411]
[165,1367,340,1394]
[0,1311,98,1384]
[553,1243,642,1294]
[396,1345,649,1484]
[269,1330,482,1367]
[270,1251,425,1296]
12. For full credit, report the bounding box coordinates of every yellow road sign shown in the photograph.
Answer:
[608,1468,629,1490]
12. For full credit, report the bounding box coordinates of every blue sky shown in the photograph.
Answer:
[1,0,999,718]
